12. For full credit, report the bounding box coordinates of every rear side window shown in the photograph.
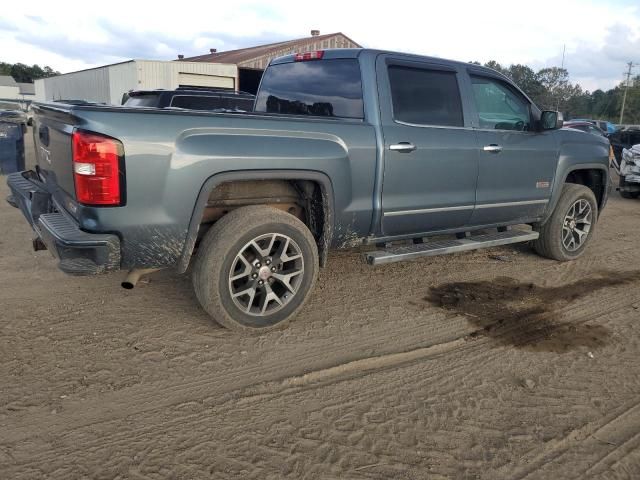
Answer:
[388,66,464,127]
[255,59,364,119]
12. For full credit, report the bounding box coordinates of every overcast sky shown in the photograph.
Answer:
[1,0,639,91]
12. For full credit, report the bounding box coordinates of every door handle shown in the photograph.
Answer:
[389,142,416,153]
[483,144,502,153]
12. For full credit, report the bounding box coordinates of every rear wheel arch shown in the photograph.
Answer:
[176,170,334,273]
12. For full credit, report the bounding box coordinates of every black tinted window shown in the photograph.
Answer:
[388,66,463,127]
[255,59,363,119]
[170,95,254,111]
[124,94,160,107]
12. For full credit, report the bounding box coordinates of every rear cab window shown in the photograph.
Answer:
[254,58,364,119]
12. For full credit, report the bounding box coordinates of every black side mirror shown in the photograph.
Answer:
[540,110,564,130]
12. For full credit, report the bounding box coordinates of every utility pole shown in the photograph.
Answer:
[555,44,566,112]
[619,62,636,125]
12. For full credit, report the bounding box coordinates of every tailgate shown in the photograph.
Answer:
[32,104,77,201]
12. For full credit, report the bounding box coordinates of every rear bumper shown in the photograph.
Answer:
[6,171,121,275]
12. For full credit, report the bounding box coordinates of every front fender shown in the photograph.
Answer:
[542,130,610,223]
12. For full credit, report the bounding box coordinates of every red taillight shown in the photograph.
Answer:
[294,50,324,61]
[72,130,123,206]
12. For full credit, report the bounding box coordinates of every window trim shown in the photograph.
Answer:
[469,74,534,133]
[386,63,465,129]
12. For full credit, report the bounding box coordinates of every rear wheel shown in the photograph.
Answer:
[192,205,319,332]
[619,175,640,199]
[534,184,597,261]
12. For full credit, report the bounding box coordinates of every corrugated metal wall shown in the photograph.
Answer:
[38,65,114,104]
[136,61,238,91]
[35,61,237,105]
[108,62,138,104]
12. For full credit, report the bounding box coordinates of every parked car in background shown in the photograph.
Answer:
[571,118,618,135]
[612,144,640,199]
[563,120,608,138]
[0,101,28,132]
[122,87,255,112]
[610,126,640,163]
[8,48,610,332]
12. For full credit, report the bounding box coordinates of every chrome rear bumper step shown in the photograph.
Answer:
[365,230,539,265]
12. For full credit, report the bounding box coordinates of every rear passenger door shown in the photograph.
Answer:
[378,56,479,236]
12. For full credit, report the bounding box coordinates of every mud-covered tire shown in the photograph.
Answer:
[192,205,319,332]
[534,184,598,262]
[619,175,640,199]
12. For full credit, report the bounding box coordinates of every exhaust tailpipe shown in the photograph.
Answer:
[121,268,161,289]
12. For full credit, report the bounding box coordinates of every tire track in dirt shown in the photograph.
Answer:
[3,291,638,474]
[3,268,638,447]
[496,399,640,480]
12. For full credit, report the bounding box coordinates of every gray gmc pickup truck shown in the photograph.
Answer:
[7,48,610,331]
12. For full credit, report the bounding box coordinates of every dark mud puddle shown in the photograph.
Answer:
[425,271,640,353]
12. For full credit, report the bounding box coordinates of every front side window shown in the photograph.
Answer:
[388,66,463,127]
[471,75,531,131]
[255,59,364,119]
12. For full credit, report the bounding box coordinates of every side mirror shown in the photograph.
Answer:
[540,110,564,131]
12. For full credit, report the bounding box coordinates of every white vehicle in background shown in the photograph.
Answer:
[616,144,640,199]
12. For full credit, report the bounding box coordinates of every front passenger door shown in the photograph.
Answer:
[468,73,558,226]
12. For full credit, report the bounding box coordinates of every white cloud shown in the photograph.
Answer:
[1,0,639,90]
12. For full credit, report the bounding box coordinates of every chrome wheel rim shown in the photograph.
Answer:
[228,233,304,316]
[562,199,592,252]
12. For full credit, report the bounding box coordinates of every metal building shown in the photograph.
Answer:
[0,76,35,103]
[34,60,238,105]
[182,31,361,93]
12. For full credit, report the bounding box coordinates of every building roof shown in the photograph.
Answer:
[18,83,35,95]
[0,75,18,87]
[183,32,361,67]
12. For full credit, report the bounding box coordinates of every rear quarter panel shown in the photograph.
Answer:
[72,109,376,269]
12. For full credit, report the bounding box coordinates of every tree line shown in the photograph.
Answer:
[0,62,60,84]
[474,60,640,125]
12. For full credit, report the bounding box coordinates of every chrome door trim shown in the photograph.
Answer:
[475,199,548,209]
[385,199,548,217]
[384,205,475,217]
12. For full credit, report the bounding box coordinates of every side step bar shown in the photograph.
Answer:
[365,230,539,265]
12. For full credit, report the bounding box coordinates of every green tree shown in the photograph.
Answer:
[0,61,60,83]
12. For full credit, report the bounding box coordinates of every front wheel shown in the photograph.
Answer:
[192,205,319,332]
[534,184,598,261]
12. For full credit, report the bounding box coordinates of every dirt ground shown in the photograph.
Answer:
[1,132,640,479]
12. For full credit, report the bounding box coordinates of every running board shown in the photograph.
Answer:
[365,230,539,265]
